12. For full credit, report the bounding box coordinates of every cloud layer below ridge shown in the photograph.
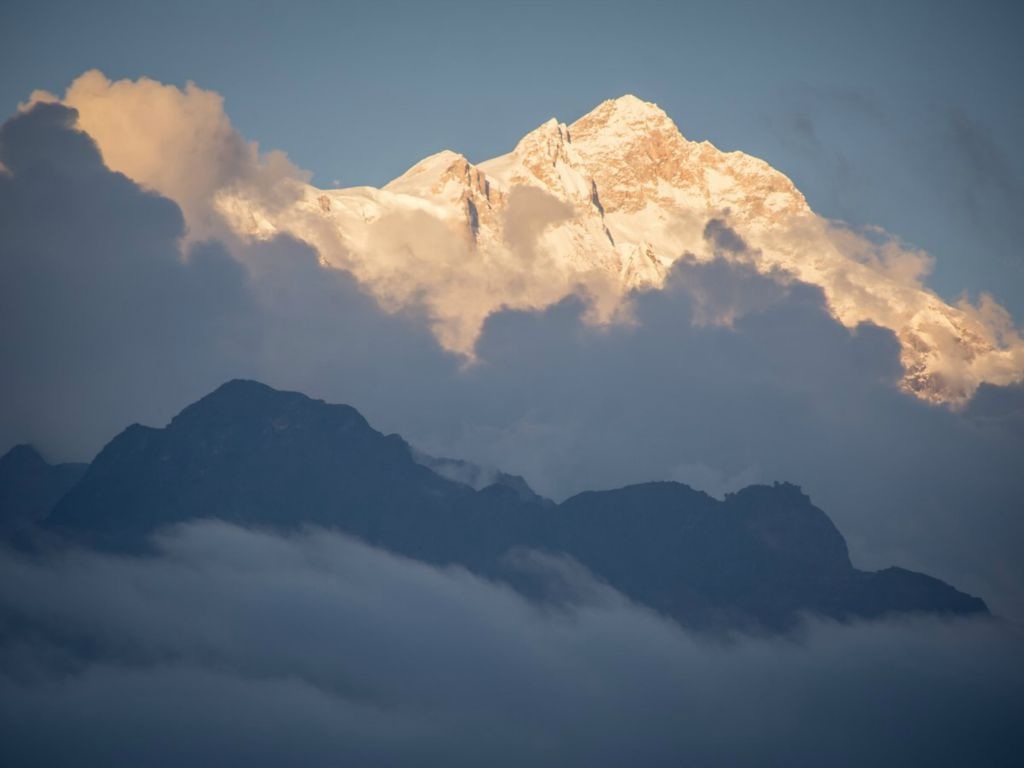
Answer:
[1,521,1021,767]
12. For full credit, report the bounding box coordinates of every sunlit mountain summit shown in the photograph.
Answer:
[215,95,1024,404]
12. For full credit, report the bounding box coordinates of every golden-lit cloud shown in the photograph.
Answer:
[26,70,307,240]
[29,73,1024,403]
[5,97,1024,615]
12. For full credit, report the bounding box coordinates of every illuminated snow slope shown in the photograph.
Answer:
[217,95,1024,403]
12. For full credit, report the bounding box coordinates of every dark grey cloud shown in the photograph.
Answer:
[373,253,1024,616]
[0,103,259,456]
[703,216,750,255]
[1,102,1023,621]
[965,381,1024,432]
[0,103,457,459]
[0,522,1020,767]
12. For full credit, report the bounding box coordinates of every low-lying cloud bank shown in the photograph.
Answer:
[1,521,1021,767]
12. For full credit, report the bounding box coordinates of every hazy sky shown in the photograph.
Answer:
[2,0,1023,313]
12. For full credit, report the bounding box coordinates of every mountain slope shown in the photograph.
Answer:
[0,445,86,535]
[217,96,1024,403]
[44,380,987,631]
[46,380,474,553]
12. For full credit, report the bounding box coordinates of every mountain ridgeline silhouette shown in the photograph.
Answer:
[9,380,986,631]
[0,444,86,536]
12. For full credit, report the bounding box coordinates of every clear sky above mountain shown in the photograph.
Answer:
[2,0,1023,315]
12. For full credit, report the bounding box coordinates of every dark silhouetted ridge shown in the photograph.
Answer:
[0,444,87,535]
[40,380,987,631]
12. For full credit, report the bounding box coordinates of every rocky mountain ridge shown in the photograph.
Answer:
[7,379,987,632]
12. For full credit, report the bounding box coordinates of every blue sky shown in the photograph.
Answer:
[2,0,1023,313]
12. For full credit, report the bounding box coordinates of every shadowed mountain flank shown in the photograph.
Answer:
[42,380,986,631]
[0,444,87,535]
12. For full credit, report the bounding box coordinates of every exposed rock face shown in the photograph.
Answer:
[43,380,987,632]
[217,96,1024,404]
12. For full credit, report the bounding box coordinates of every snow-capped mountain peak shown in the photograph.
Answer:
[216,96,1024,403]
[576,94,676,134]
